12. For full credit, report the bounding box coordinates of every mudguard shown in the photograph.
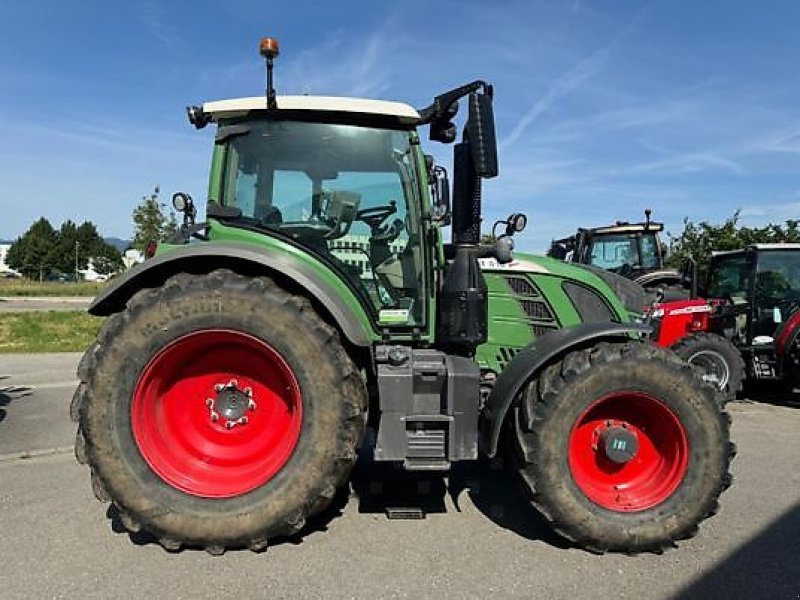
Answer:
[635,269,685,288]
[776,310,800,363]
[90,242,375,347]
[480,321,650,457]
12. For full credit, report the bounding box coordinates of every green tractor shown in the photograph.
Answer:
[72,38,733,555]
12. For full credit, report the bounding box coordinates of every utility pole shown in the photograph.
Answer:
[75,241,79,282]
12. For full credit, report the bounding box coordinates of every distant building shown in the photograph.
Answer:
[329,234,405,277]
[123,249,144,269]
[0,243,20,276]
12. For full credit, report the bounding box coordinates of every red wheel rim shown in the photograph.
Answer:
[568,392,689,512]
[132,330,303,498]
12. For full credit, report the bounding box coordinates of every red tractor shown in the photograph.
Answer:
[648,244,800,400]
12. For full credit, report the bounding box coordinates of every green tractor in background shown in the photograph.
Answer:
[72,38,732,555]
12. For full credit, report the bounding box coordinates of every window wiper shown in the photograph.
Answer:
[215,125,251,143]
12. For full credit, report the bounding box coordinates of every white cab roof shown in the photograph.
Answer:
[712,243,800,257]
[203,95,421,123]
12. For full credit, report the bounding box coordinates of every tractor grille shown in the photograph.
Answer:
[500,274,561,341]
[495,346,520,370]
[504,276,540,296]
[519,299,555,321]
[530,323,558,337]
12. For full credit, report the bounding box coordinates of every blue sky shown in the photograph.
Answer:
[2,0,800,251]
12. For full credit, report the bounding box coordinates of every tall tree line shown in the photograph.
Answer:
[668,210,800,277]
[6,218,124,279]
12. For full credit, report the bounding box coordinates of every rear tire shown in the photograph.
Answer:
[507,342,733,553]
[671,332,744,401]
[73,269,367,552]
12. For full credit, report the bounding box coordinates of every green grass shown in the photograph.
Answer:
[0,279,106,297]
[0,311,103,353]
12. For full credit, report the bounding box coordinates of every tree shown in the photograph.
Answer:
[7,217,123,280]
[6,217,58,279]
[91,242,124,275]
[132,186,178,252]
[667,210,800,280]
[48,220,80,275]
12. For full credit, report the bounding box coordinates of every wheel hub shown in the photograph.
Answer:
[206,379,256,429]
[599,424,639,464]
[570,392,689,512]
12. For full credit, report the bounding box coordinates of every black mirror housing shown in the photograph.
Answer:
[432,166,451,225]
[466,93,498,179]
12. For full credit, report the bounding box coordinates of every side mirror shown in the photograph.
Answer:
[466,92,498,179]
[431,165,451,225]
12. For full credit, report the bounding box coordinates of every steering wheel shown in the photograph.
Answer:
[357,201,397,230]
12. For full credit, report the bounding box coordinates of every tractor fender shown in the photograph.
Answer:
[775,310,800,363]
[480,321,651,457]
[89,242,374,347]
[635,269,684,288]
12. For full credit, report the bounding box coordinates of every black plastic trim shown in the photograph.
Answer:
[479,321,650,457]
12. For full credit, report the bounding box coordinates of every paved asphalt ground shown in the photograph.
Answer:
[0,353,798,599]
[0,296,92,312]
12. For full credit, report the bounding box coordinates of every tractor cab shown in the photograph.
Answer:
[176,39,512,345]
[549,210,686,294]
[198,96,431,326]
[706,245,800,353]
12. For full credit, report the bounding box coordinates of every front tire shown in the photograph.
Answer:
[507,342,733,553]
[671,332,744,401]
[73,269,367,552]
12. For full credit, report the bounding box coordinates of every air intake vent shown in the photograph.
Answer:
[530,323,558,337]
[495,346,520,369]
[520,299,555,321]
[503,275,539,296]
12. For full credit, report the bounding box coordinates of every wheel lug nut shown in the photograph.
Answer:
[239,416,248,425]
[214,384,224,392]
[206,398,214,408]
[225,421,234,429]
[210,412,219,422]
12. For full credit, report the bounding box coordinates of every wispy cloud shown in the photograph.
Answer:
[501,46,611,148]
[282,30,393,98]
[739,202,800,220]
[749,125,800,155]
[139,2,187,49]
[500,1,654,148]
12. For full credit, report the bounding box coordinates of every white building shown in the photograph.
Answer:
[123,249,144,269]
[0,243,19,276]
[329,234,405,277]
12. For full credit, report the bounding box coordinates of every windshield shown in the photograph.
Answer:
[218,119,424,325]
[588,232,661,272]
[706,254,750,301]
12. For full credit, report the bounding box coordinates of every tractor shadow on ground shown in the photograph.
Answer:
[106,437,567,553]
[449,460,570,549]
[0,378,33,423]
[350,444,568,549]
[739,381,800,408]
[674,501,800,599]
